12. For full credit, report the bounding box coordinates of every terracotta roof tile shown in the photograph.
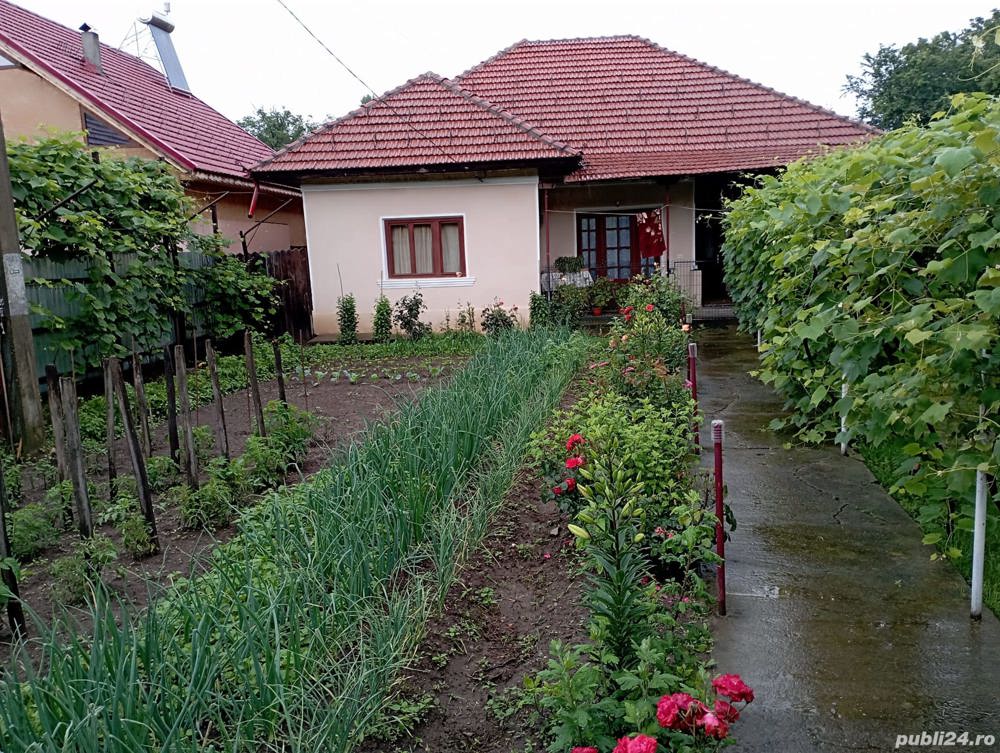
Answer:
[0,0,274,179]
[256,73,579,173]
[456,36,876,181]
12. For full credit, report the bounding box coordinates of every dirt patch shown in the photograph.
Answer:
[3,357,463,642]
[360,472,588,753]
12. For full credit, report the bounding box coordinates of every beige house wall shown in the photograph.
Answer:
[0,66,156,160]
[302,175,540,335]
[189,189,307,254]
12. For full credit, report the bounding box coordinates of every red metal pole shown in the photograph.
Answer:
[713,419,727,616]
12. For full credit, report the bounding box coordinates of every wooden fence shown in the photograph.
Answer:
[261,246,313,340]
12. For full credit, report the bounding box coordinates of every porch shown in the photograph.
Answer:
[538,172,740,318]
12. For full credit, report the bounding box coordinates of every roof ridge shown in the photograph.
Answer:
[436,77,579,156]
[453,38,529,82]
[630,35,879,134]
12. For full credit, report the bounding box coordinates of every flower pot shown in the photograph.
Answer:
[592,306,603,316]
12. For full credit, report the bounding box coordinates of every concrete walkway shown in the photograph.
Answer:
[701,326,1000,753]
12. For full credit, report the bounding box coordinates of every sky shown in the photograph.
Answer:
[14,0,998,126]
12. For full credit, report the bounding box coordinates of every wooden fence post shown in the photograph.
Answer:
[205,339,230,460]
[244,331,266,437]
[131,341,152,457]
[0,463,26,637]
[272,339,287,405]
[44,366,71,525]
[103,359,117,487]
[174,345,198,488]
[163,345,180,464]
[59,377,92,539]
[110,359,159,552]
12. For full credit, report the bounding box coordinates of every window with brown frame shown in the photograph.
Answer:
[384,216,466,278]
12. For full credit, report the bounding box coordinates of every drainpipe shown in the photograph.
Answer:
[662,187,671,275]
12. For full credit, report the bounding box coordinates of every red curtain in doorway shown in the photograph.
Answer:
[637,208,666,259]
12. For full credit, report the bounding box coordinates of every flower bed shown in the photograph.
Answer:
[527,276,752,752]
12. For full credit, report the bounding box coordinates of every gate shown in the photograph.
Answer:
[667,261,735,322]
[261,246,314,339]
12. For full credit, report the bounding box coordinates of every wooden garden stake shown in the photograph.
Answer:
[103,359,117,487]
[272,339,287,405]
[163,345,180,463]
[59,376,93,539]
[299,330,308,412]
[205,339,230,459]
[244,331,266,437]
[174,345,199,488]
[130,340,152,457]
[0,463,26,637]
[44,366,71,523]
[110,359,159,552]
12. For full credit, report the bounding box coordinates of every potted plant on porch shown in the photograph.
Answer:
[589,276,615,316]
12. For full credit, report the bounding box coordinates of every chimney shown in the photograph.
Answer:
[143,10,190,92]
[79,23,103,74]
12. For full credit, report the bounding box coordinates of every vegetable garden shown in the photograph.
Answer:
[722,92,1000,611]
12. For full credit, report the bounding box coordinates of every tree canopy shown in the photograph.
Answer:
[237,107,317,150]
[845,10,1000,130]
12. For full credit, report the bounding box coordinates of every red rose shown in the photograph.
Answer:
[712,674,754,703]
[656,695,681,729]
[612,737,630,753]
[566,433,584,451]
[628,735,659,753]
[565,456,584,470]
[565,477,577,492]
[571,748,599,753]
[552,485,563,495]
[645,303,654,311]
[699,711,729,739]
[714,699,740,723]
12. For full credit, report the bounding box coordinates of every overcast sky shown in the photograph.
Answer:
[17,0,998,126]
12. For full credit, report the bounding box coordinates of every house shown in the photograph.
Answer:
[0,0,304,255]
[253,36,876,334]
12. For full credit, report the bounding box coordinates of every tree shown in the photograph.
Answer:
[845,10,1000,129]
[237,107,316,149]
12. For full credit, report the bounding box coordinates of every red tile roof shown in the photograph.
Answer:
[258,35,876,182]
[0,0,274,180]
[456,36,876,181]
[256,73,579,174]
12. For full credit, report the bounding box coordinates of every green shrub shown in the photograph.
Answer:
[263,400,317,467]
[620,274,687,323]
[206,456,254,505]
[179,478,233,530]
[191,425,215,466]
[529,292,552,328]
[49,534,118,605]
[373,294,392,343]
[480,298,518,336]
[553,256,584,273]
[120,514,157,558]
[393,293,431,340]
[244,435,288,491]
[146,455,180,492]
[550,285,587,327]
[7,502,60,560]
[1,453,21,503]
[337,294,359,344]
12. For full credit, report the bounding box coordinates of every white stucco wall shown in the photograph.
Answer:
[302,175,540,335]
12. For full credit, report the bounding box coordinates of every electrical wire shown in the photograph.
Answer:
[272,0,465,167]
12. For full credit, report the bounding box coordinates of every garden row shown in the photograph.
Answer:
[0,329,588,752]
[523,278,752,752]
[721,93,1000,608]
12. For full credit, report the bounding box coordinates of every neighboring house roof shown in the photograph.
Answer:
[0,0,274,180]
[257,35,876,183]
[255,73,580,175]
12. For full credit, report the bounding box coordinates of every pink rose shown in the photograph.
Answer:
[612,737,630,753]
[565,456,584,470]
[656,695,681,728]
[699,711,729,739]
[628,735,658,753]
[712,674,754,703]
[571,748,599,753]
[645,303,655,312]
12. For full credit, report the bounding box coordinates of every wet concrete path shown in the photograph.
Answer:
[702,326,1000,753]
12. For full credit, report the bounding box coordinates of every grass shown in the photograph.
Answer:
[860,440,1000,614]
[0,328,587,752]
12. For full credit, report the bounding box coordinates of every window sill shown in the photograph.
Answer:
[379,276,476,289]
